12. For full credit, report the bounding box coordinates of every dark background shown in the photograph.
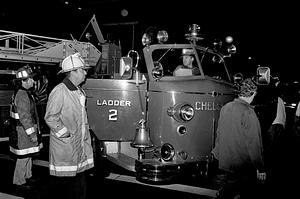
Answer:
[0,0,298,81]
[0,2,299,198]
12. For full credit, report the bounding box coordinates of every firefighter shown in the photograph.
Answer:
[9,65,43,188]
[173,48,200,76]
[44,53,94,199]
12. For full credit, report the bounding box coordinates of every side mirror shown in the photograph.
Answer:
[119,57,133,79]
[256,67,270,85]
[151,61,163,80]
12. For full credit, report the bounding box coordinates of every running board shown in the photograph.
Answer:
[106,173,219,198]
[106,152,136,172]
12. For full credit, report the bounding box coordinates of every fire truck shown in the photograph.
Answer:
[83,23,249,184]
[0,16,271,194]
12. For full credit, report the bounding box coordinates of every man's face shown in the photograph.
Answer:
[183,55,194,67]
[23,77,35,89]
[74,68,88,84]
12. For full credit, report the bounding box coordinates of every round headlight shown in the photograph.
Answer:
[168,103,194,122]
[161,143,175,161]
[179,104,194,121]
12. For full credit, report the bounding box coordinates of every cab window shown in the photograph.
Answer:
[151,48,230,81]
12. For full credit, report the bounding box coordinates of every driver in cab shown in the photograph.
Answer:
[173,48,200,76]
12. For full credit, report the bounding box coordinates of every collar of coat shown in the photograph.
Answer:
[19,86,30,91]
[63,78,78,91]
[235,98,255,109]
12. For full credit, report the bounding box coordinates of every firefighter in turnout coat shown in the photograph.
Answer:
[9,65,43,187]
[44,53,94,199]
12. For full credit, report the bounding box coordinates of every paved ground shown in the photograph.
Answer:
[0,142,215,199]
[1,131,300,199]
[0,159,216,199]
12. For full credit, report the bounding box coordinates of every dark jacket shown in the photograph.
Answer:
[9,87,43,156]
[212,98,265,174]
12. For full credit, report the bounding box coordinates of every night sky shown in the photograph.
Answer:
[0,0,298,81]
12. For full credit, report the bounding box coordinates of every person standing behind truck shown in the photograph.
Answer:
[252,78,286,182]
[9,65,43,189]
[44,53,94,199]
[211,78,266,199]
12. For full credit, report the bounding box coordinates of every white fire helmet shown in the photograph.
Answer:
[58,53,90,74]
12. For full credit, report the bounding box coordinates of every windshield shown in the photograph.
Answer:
[151,47,231,81]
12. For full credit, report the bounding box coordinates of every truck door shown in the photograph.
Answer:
[84,79,148,141]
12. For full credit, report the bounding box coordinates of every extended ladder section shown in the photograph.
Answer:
[0,30,101,65]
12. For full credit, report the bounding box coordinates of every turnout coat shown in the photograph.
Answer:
[44,78,94,176]
[9,87,43,156]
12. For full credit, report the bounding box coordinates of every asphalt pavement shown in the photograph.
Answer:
[0,145,212,199]
[0,159,216,199]
[1,130,300,199]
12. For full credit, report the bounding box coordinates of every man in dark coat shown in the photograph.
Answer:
[212,78,266,198]
[9,65,43,188]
